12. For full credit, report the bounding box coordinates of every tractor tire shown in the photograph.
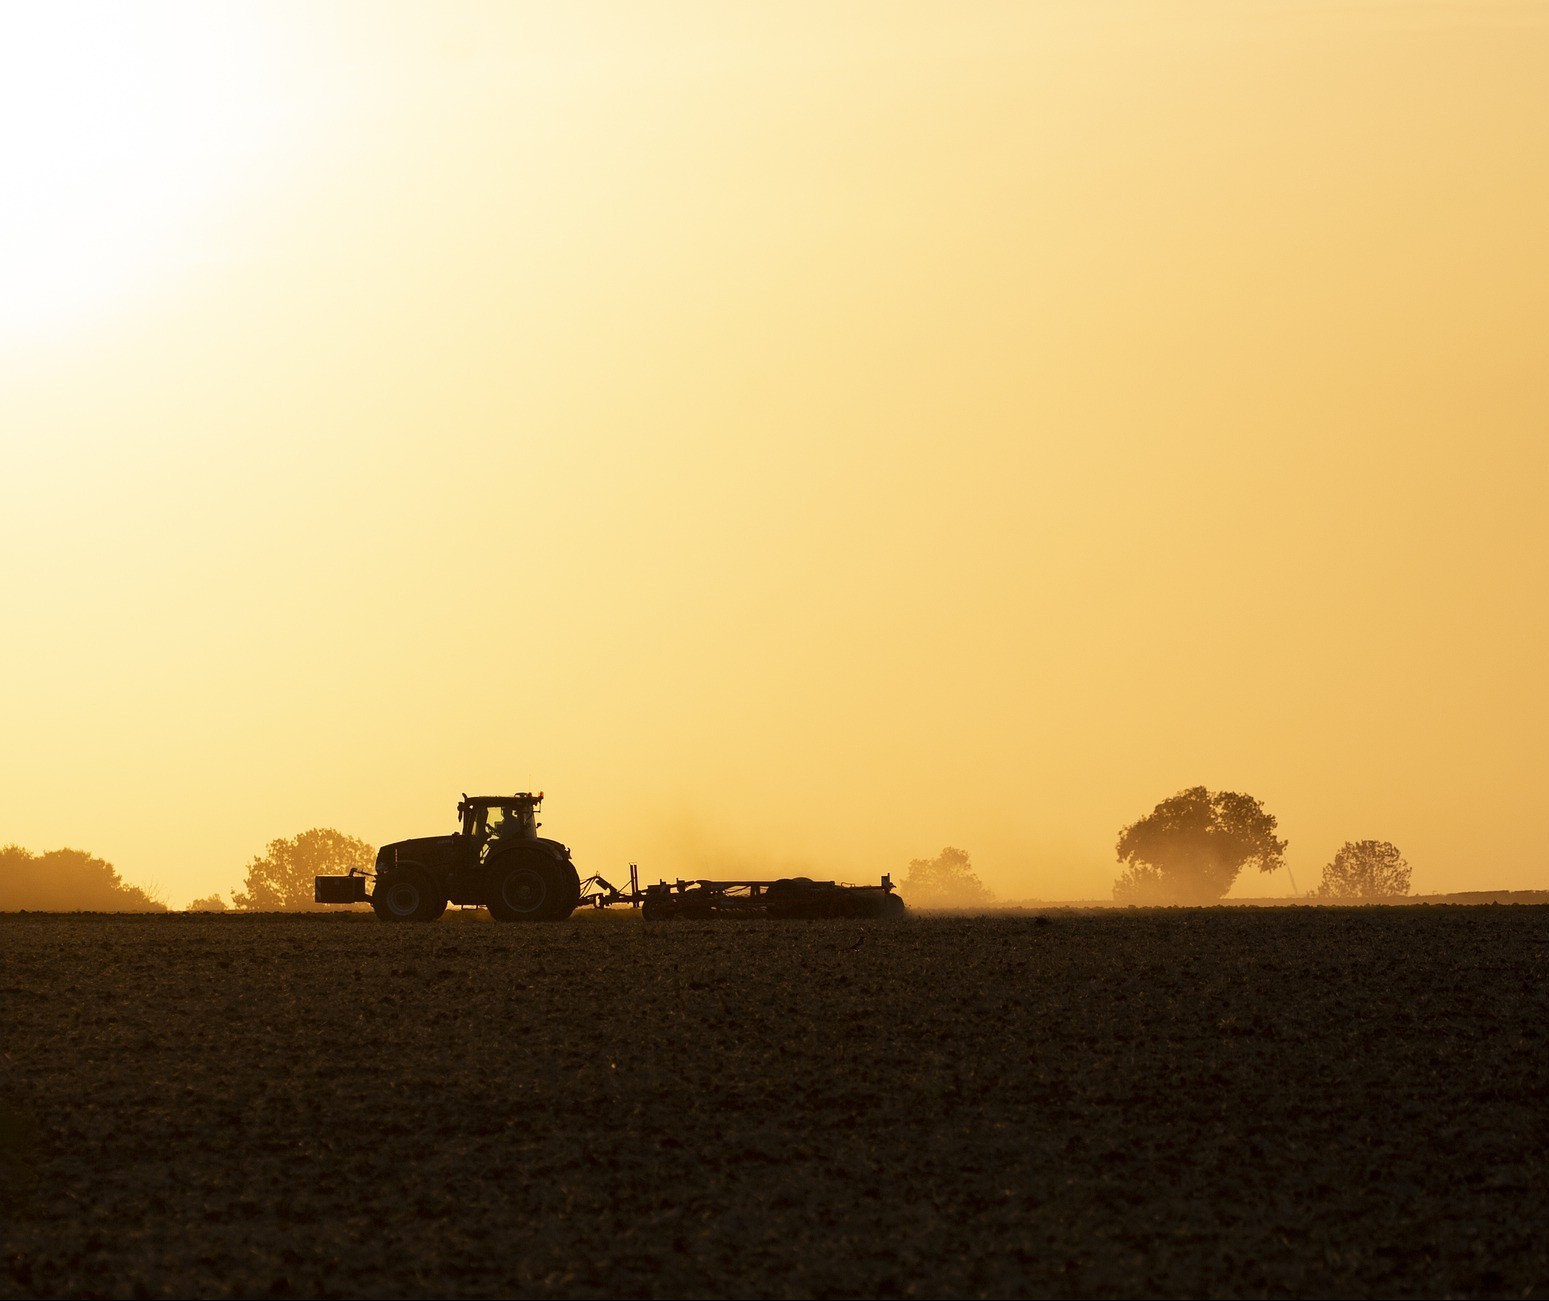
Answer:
[881,892,907,919]
[557,859,582,915]
[488,854,576,922]
[371,867,446,922]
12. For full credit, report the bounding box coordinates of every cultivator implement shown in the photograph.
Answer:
[579,865,904,920]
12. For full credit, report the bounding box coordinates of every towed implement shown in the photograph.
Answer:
[315,791,906,923]
[638,876,904,921]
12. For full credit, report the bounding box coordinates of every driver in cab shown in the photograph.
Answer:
[486,807,529,846]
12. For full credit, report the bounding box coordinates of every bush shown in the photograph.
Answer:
[899,847,994,909]
[186,893,228,912]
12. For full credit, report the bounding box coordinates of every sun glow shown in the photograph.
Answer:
[0,4,284,346]
[2,3,1547,905]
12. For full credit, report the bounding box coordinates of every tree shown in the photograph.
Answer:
[1113,786,1287,905]
[232,828,374,911]
[1316,840,1411,899]
[0,844,166,912]
[899,847,994,909]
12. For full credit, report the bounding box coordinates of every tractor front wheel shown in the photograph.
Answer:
[370,868,446,922]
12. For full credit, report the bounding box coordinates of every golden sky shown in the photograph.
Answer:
[3,1,1547,905]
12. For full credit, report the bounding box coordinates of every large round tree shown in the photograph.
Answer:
[1113,786,1287,904]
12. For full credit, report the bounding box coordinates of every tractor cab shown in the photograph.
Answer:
[458,792,542,850]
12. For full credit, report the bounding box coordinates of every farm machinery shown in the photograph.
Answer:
[314,791,906,923]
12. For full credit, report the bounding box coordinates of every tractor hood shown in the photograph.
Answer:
[375,835,571,870]
[377,836,455,868]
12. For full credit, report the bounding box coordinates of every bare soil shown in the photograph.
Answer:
[2,908,1546,1298]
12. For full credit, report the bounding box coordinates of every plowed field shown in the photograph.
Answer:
[2,908,1546,1298]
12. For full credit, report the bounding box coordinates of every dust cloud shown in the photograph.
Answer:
[643,814,824,884]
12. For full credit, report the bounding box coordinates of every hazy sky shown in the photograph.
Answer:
[3,1,1547,905]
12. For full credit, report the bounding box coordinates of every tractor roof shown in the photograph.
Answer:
[462,792,543,805]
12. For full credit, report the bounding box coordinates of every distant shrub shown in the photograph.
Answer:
[0,844,166,912]
[899,847,993,909]
[232,829,374,911]
[186,893,228,912]
[1316,840,1411,899]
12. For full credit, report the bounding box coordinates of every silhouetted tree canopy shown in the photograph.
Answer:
[900,847,994,909]
[1316,840,1411,899]
[0,844,166,912]
[232,829,374,911]
[1113,786,1287,905]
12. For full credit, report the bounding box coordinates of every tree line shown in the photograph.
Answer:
[1,792,1409,912]
[1113,785,1411,903]
[898,790,1410,908]
[0,831,374,913]
[0,845,168,912]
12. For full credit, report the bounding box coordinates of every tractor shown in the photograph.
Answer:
[315,792,579,922]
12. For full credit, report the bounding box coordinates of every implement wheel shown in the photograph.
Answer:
[371,868,445,923]
[766,877,819,920]
[488,855,577,922]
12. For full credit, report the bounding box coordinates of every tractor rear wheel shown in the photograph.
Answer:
[557,860,582,916]
[370,868,445,922]
[488,855,577,922]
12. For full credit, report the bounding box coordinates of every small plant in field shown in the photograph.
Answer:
[232,829,374,910]
[1315,840,1411,899]
[899,847,993,909]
